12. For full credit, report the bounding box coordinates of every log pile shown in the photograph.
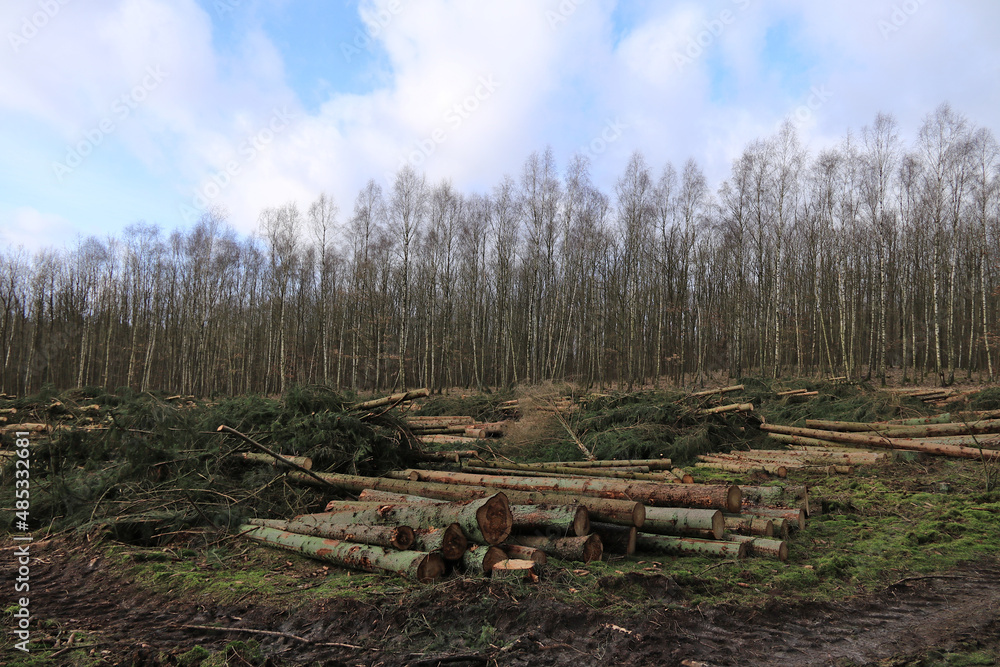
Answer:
[889,387,981,407]
[760,414,1000,460]
[403,414,511,445]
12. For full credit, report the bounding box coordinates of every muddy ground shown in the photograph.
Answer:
[5,538,999,667]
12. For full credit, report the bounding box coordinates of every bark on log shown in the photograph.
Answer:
[239,452,313,470]
[461,464,677,482]
[460,545,507,575]
[405,416,475,427]
[724,535,789,561]
[803,418,1000,438]
[472,461,650,474]
[739,484,810,512]
[419,435,483,445]
[635,533,747,558]
[696,403,754,416]
[689,385,745,398]
[244,518,415,550]
[761,423,1000,461]
[355,388,430,410]
[509,534,603,563]
[642,507,724,540]
[402,469,741,513]
[500,544,547,565]
[589,522,636,556]
[740,507,805,531]
[722,514,774,537]
[238,525,444,582]
[1,423,51,434]
[776,389,811,397]
[412,524,468,560]
[510,504,590,537]
[521,459,673,470]
[315,494,511,545]
[695,457,787,478]
[287,471,645,527]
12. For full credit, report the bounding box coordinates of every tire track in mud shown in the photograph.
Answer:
[632,568,1000,666]
[8,542,1000,666]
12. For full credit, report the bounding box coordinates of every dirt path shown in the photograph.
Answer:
[7,541,1000,666]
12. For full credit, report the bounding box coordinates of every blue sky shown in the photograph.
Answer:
[1,0,999,250]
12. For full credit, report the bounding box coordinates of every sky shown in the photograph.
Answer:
[1,0,998,251]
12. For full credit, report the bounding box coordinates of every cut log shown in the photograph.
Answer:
[316,494,511,545]
[760,423,1000,461]
[510,504,590,537]
[412,524,467,560]
[460,545,507,575]
[589,522,636,556]
[419,435,483,445]
[402,469,741,513]
[238,525,443,582]
[739,485,809,513]
[461,464,676,482]
[414,451,480,464]
[472,461,650,474]
[696,403,754,416]
[509,534,603,563]
[464,428,487,439]
[245,518,414,550]
[500,544,547,565]
[287,472,645,527]
[521,458,673,470]
[354,388,430,411]
[491,559,539,581]
[635,533,747,558]
[239,452,313,470]
[803,418,1000,438]
[695,457,787,478]
[405,416,475,427]
[786,391,818,402]
[642,507,724,540]
[689,385,745,398]
[722,514,773,537]
[725,535,789,561]
[741,507,806,531]
[776,389,810,397]
[1,423,51,434]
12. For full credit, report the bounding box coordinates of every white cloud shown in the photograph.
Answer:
[0,206,78,252]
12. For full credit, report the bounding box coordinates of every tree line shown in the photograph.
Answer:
[1,103,997,396]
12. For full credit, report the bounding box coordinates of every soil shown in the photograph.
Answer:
[6,538,1000,666]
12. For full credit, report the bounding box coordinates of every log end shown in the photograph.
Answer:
[573,506,591,537]
[491,558,538,581]
[727,485,742,514]
[479,545,508,574]
[776,540,789,562]
[711,510,724,540]
[476,493,513,545]
[440,523,469,560]
[583,534,603,563]
[633,503,646,529]
[416,553,447,582]
[393,526,416,550]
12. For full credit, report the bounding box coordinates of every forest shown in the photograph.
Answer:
[1,103,997,396]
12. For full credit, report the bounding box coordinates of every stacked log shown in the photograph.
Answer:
[239,524,445,582]
[760,419,1000,461]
